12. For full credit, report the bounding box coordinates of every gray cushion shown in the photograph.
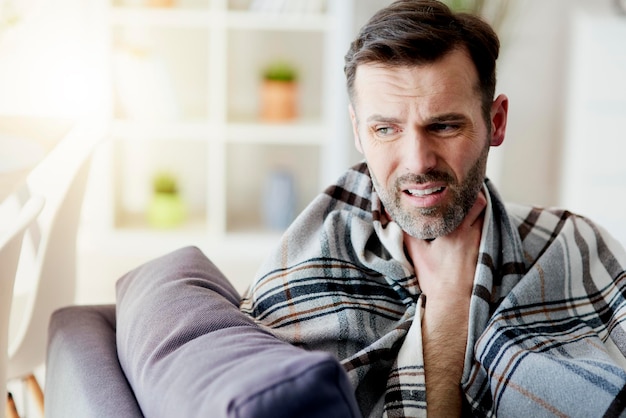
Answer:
[46,304,143,417]
[116,246,361,418]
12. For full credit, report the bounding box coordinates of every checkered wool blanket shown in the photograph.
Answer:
[240,162,626,417]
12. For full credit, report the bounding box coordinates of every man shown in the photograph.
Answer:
[241,1,626,417]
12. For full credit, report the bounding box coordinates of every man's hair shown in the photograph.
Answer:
[344,0,500,120]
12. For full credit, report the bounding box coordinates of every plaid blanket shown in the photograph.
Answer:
[240,162,626,417]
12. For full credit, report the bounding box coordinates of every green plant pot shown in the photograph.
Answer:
[147,192,186,228]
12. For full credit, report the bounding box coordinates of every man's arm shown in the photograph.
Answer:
[404,192,486,417]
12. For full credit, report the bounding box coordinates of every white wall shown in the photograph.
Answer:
[493,0,615,208]
[559,4,626,244]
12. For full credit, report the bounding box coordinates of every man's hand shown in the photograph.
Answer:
[405,191,486,297]
[404,191,487,417]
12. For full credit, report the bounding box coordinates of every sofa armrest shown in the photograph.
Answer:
[116,246,361,418]
[46,304,143,418]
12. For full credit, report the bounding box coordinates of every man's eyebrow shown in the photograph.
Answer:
[365,114,402,124]
[427,113,468,123]
[364,113,469,124]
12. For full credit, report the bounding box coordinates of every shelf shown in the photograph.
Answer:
[96,225,282,261]
[115,209,208,232]
[110,6,331,32]
[112,120,216,141]
[226,11,330,31]
[110,8,211,27]
[110,7,329,31]
[109,224,281,243]
[226,121,326,145]
[112,119,326,145]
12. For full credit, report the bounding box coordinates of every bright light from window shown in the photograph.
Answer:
[0,0,108,118]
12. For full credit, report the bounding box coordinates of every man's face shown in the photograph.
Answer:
[349,49,506,239]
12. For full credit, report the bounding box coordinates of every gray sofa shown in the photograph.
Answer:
[45,246,361,418]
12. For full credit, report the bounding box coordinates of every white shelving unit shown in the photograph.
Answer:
[96,0,355,264]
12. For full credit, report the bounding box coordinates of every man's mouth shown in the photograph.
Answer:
[405,186,445,197]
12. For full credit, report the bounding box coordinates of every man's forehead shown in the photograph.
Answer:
[354,48,478,86]
[354,67,479,111]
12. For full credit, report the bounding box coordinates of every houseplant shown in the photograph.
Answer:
[259,60,298,122]
[147,171,186,228]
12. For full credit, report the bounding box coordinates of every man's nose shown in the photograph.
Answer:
[404,133,437,174]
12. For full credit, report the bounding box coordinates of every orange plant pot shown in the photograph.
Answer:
[260,80,298,122]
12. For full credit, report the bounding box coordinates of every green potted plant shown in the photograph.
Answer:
[147,171,186,228]
[260,60,298,122]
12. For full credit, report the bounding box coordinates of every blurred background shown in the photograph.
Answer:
[1,0,625,302]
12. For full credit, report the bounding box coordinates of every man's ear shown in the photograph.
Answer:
[349,104,364,154]
[490,94,508,147]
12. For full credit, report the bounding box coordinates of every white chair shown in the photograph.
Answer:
[0,196,45,417]
[7,142,93,416]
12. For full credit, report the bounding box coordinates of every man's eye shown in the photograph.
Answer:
[374,126,397,137]
[430,123,459,133]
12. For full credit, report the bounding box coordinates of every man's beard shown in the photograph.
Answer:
[371,145,488,240]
